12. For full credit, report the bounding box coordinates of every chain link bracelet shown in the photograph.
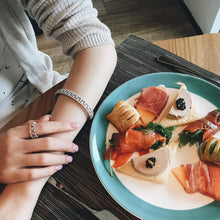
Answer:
[55,89,94,119]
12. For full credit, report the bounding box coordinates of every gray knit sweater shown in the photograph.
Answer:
[0,0,114,127]
[21,0,114,58]
[0,0,114,93]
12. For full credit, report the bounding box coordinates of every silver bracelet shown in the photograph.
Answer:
[55,89,94,119]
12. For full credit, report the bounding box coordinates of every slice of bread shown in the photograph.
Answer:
[116,141,178,184]
[159,103,199,127]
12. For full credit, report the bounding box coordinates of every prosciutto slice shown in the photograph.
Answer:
[183,161,220,201]
[183,109,220,141]
[135,86,168,117]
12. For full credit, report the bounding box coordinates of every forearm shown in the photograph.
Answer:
[0,178,47,220]
[0,44,116,219]
[51,44,117,141]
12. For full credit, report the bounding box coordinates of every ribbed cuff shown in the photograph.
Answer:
[57,30,115,58]
[70,33,115,57]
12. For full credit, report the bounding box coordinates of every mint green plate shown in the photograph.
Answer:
[89,72,220,220]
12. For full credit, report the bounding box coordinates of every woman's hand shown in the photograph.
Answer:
[0,115,80,184]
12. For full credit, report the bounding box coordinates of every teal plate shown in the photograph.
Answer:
[89,72,220,220]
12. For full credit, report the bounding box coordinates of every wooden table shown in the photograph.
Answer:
[1,33,220,219]
[155,33,220,77]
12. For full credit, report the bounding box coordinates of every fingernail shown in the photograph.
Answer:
[56,165,63,170]
[73,143,79,152]
[70,122,80,129]
[67,156,73,163]
[43,114,52,119]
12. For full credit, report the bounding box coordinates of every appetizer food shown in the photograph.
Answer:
[172,161,220,201]
[103,122,175,170]
[178,109,220,147]
[172,110,220,201]
[168,83,192,118]
[134,85,168,126]
[106,100,140,133]
[156,83,199,127]
[199,137,220,166]
[104,84,181,184]
[116,141,178,184]
[104,82,220,202]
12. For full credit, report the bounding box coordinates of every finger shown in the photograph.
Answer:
[18,121,80,139]
[38,115,52,122]
[15,165,63,182]
[23,115,51,126]
[23,137,79,153]
[23,153,73,167]
[18,116,51,138]
[33,121,80,137]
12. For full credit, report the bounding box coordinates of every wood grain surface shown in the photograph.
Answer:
[93,0,199,45]
[155,33,220,76]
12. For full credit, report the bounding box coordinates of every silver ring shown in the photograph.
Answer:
[29,121,38,139]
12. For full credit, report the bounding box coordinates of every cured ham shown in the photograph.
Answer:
[185,109,220,140]
[135,86,168,117]
[179,109,220,146]
[172,161,220,201]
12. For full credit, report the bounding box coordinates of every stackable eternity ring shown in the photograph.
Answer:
[29,121,38,139]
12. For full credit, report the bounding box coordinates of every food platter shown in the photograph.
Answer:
[89,72,220,220]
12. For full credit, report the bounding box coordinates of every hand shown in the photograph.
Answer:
[0,115,80,184]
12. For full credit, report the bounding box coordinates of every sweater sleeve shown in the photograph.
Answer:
[21,0,115,58]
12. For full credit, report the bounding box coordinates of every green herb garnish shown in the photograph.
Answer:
[134,122,177,145]
[150,141,164,150]
[109,147,114,177]
[209,141,217,155]
[107,136,115,177]
[134,122,177,150]
[163,126,178,144]
[108,136,115,146]
[178,129,204,147]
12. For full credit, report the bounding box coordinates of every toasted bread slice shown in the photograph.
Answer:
[155,84,199,127]
[116,161,170,184]
[116,141,178,184]
[159,103,199,127]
